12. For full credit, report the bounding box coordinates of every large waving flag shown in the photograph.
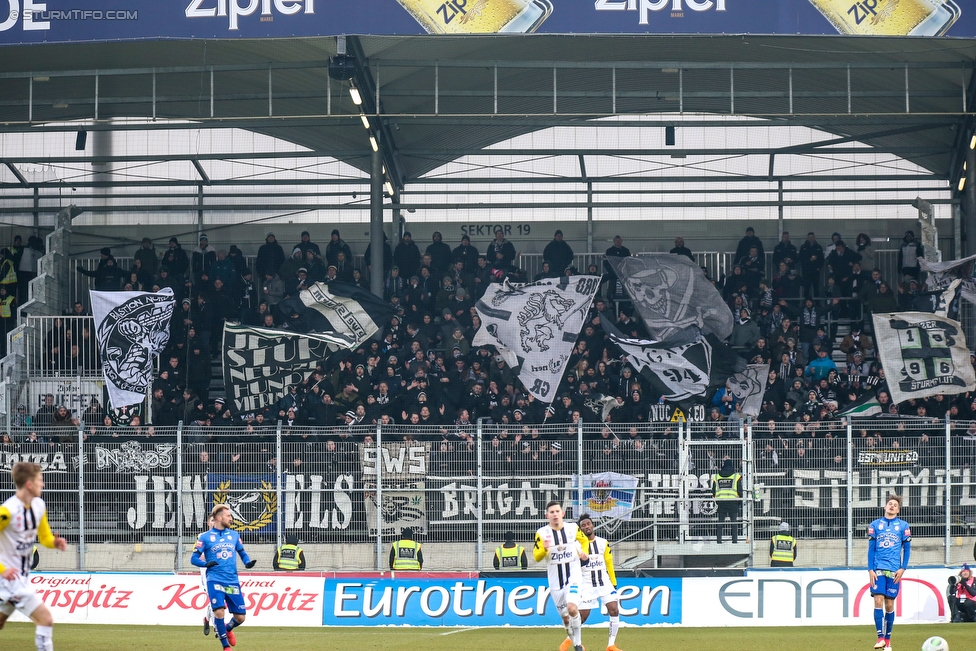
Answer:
[872,311,976,405]
[605,254,733,345]
[222,324,357,414]
[473,275,600,402]
[91,288,176,408]
[275,281,395,347]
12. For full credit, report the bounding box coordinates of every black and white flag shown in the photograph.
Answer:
[91,288,176,409]
[608,330,745,402]
[872,311,976,405]
[729,363,769,417]
[473,275,601,402]
[610,333,712,400]
[275,281,395,347]
[222,323,357,414]
[582,393,620,422]
[605,254,733,344]
[920,253,976,308]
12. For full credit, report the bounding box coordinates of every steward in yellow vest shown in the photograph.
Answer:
[711,459,743,544]
[493,531,528,570]
[390,527,423,570]
[273,534,306,571]
[770,522,797,567]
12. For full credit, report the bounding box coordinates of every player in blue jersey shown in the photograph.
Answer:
[191,504,256,651]
[867,494,911,651]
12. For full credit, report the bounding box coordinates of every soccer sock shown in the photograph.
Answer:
[874,607,884,637]
[35,625,53,651]
[564,621,573,639]
[884,609,895,640]
[608,615,620,646]
[569,614,582,646]
[226,617,242,632]
[214,617,229,648]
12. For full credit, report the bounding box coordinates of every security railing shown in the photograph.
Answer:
[1,415,966,572]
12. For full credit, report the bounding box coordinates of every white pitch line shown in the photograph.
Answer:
[439,627,478,636]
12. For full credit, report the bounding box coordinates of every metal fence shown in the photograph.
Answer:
[516,249,905,290]
[1,416,966,572]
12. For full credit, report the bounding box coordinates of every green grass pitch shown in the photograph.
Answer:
[0,623,967,651]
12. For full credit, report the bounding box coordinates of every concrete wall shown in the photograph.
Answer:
[60,217,953,261]
[36,537,971,573]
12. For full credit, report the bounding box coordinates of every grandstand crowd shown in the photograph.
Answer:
[14,224,976,448]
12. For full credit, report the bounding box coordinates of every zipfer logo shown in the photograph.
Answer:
[185,0,316,31]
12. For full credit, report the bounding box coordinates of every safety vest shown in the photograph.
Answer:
[391,540,422,570]
[494,544,525,569]
[276,544,302,570]
[0,295,14,319]
[713,473,742,501]
[0,260,16,286]
[770,534,796,563]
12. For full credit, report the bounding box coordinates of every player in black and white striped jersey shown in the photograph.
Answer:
[577,514,624,651]
[533,501,590,651]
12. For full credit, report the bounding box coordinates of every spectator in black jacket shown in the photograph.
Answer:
[256,233,285,279]
[394,232,422,280]
[325,229,353,268]
[543,230,574,276]
[452,235,479,273]
[77,251,125,291]
[426,232,453,278]
[191,234,216,289]
[604,234,631,298]
[772,231,798,271]
[295,231,321,258]
[487,228,517,271]
[735,227,765,265]
[798,232,825,298]
[669,237,693,260]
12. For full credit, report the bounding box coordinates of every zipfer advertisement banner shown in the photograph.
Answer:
[9,569,949,626]
[0,0,972,44]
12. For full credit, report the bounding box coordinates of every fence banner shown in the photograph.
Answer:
[681,568,949,626]
[8,573,324,626]
[324,576,682,626]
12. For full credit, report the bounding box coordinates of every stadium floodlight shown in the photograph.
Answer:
[349,85,363,106]
[960,176,966,192]
[360,113,370,129]
[385,181,394,196]
[971,133,976,149]
[369,135,379,152]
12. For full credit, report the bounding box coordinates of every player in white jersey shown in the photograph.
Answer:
[534,500,589,651]
[0,462,68,651]
[577,514,624,651]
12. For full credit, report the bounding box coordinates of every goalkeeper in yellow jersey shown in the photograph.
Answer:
[578,514,624,651]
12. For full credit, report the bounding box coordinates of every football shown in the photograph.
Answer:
[921,636,949,651]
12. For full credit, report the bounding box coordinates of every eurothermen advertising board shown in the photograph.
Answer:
[0,0,972,45]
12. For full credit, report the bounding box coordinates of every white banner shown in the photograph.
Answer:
[90,288,175,409]
[872,311,976,405]
[474,275,600,402]
[682,568,950,626]
[730,363,769,417]
[9,572,324,626]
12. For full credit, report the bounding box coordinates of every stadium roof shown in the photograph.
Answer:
[0,34,971,215]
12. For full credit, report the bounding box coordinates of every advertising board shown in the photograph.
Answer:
[0,1,972,44]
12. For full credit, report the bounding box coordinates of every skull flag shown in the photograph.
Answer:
[91,288,176,409]
[605,254,733,345]
[473,275,601,403]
